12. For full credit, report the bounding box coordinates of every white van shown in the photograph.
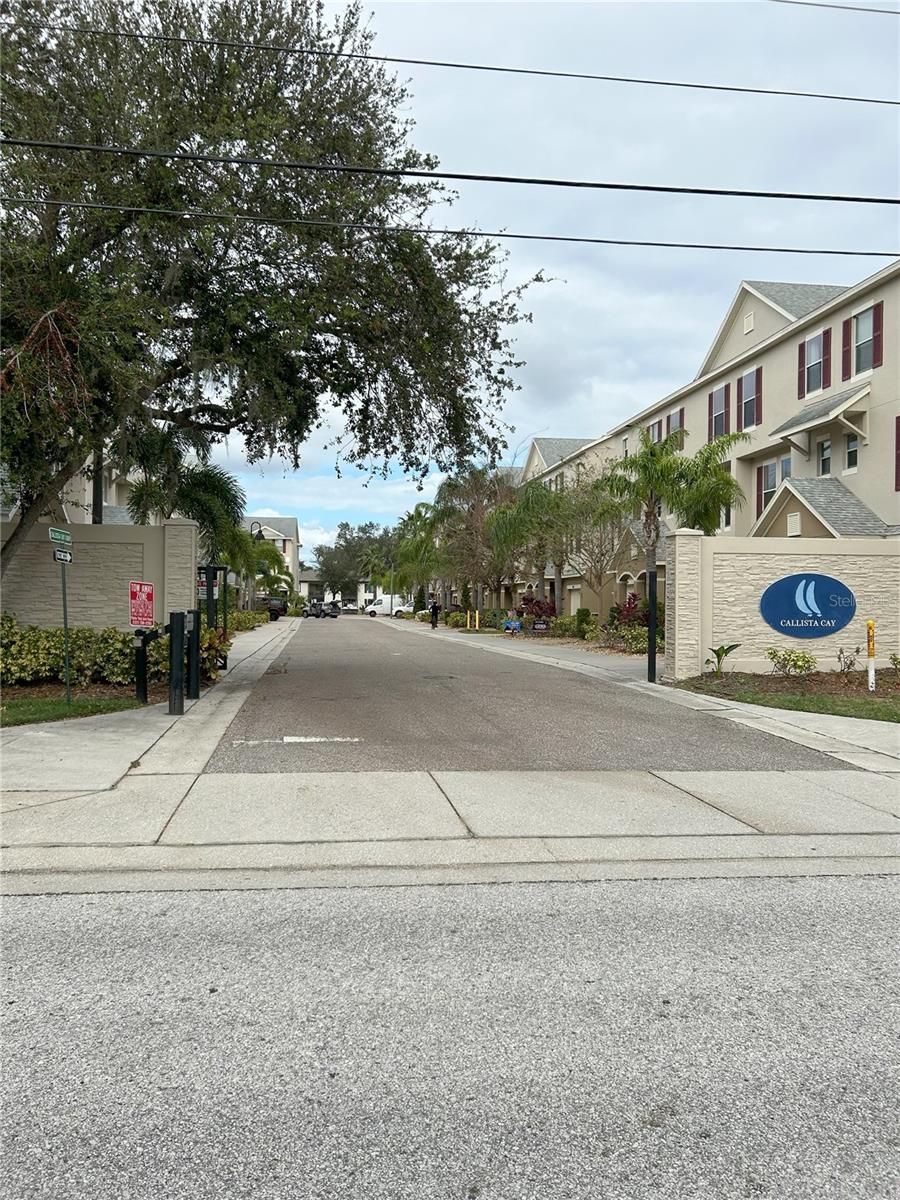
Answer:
[364,595,407,617]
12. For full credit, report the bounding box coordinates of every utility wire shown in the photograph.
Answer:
[767,0,900,14]
[8,20,900,107]
[4,138,898,206]
[3,196,897,257]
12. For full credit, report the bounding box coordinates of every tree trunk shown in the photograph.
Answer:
[0,446,88,577]
[553,562,563,617]
[91,449,104,524]
[536,571,545,600]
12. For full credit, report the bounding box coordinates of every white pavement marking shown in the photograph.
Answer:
[230,736,362,745]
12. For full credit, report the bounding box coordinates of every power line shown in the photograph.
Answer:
[8,20,899,107]
[767,0,900,14]
[4,138,898,206]
[3,196,896,257]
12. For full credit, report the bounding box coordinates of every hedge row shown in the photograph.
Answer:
[0,613,231,686]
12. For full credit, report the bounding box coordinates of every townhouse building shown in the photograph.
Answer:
[519,258,900,615]
[241,516,302,591]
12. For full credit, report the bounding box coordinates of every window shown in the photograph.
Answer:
[787,511,802,537]
[845,433,858,471]
[854,308,874,374]
[780,455,792,482]
[648,420,662,443]
[759,461,777,515]
[667,407,685,447]
[622,436,629,459]
[818,438,831,477]
[711,386,726,438]
[805,333,823,393]
[741,369,758,428]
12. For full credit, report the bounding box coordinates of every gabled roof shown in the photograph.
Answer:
[769,384,869,439]
[744,281,848,321]
[697,278,849,378]
[532,437,595,470]
[752,477,895,538]
[243,515,299,539]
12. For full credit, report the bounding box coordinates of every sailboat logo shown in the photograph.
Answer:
[794,579,821,618]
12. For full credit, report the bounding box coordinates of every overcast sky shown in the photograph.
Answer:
[229,0,900,553]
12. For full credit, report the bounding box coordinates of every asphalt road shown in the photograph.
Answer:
[206,616,843,773]
[3,877,898,1200]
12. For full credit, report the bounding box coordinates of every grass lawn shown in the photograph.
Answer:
[675,670,900,723]
[1,694,143,727]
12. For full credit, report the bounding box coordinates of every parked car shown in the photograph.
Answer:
[304,599,340,619]
[364,595,408,617]
[341,601,359,614]
[392,602,416,617]
[261,596,288,620]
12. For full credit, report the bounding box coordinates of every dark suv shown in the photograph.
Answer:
[261,596,288,620]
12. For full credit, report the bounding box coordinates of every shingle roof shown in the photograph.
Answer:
[746,281,848,320]
[243,516,299,539]
[533,437,595,469]
[101,505,135,525]
[785,477,894,537]
[769,384,867,437]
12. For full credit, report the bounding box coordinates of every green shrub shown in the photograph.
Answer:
[0,615,231,686]
[446,612,467,629]
[890,652,900,676]
[414,585,427,614]
[575,607,591,635]
[765,647,817,676]
[551,615,579,638]
[621,626,664,655]
[415,609,430,623]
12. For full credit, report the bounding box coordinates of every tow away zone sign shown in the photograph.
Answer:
[130,580,155,627]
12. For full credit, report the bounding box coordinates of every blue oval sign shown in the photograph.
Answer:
[760,573,856,639]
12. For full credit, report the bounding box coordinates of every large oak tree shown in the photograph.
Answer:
[1,0,537,571]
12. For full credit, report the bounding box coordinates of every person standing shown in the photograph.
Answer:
[429,593,441,630]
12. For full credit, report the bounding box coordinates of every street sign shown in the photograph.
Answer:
[48,527,72,546]
[197,575,220,600]
[759,573,856,639]
[129,580,155,627]
[53,548,73,565]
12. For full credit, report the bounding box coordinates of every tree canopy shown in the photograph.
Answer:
[1,0,537,570]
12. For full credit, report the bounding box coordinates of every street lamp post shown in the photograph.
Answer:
[248,522,265,609]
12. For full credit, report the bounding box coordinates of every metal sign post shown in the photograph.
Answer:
[50,532,73,704]
[867,620,876,693]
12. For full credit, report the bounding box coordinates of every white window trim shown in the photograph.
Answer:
[803,331,827,398]
[816,437,832,477]
[740,370,759,430]
[849,304,876,380]
[761,458,778,510]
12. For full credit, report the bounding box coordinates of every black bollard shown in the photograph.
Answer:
[168,611,185,715]
[134,631,149,704]
[187,609,201,701]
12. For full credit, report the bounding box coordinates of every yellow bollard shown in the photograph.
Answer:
[466,610,471,630]
[475,610,480,631]
[867,620,875,692]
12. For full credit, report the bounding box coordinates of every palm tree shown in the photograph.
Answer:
[122,423,245,560]
[605,428,748,681]
[433,465,520,608]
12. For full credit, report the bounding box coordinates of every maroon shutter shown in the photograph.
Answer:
[736,377,743,431]
[797,342,806,400]
[679,407,685,446]
[842,318,852,380]
[666,413,671,435]
[895,415,900,491]
[707,393,713,442]
[755,367,763,425]
[873,301,884,368]
[756,466,763,517]
[724,384,731,435]
[822,328,832,389]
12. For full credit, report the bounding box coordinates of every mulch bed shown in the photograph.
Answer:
[681,669,900,699]
[2,681,171,704]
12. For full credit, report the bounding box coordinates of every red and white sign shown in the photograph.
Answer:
[129,580,155,627]
[197,575,220,600]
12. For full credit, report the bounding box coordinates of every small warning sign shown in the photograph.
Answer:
[129,580,155,627]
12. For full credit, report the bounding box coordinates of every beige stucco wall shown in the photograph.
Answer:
[758,493,834,538]
[710,293,789,372]
[665,529,900,679]
[1,519,198,630]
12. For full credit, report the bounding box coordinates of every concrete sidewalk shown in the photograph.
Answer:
[0,617,300,792]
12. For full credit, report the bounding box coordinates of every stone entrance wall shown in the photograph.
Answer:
[1,519,198,630]
[665,528,900,680]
